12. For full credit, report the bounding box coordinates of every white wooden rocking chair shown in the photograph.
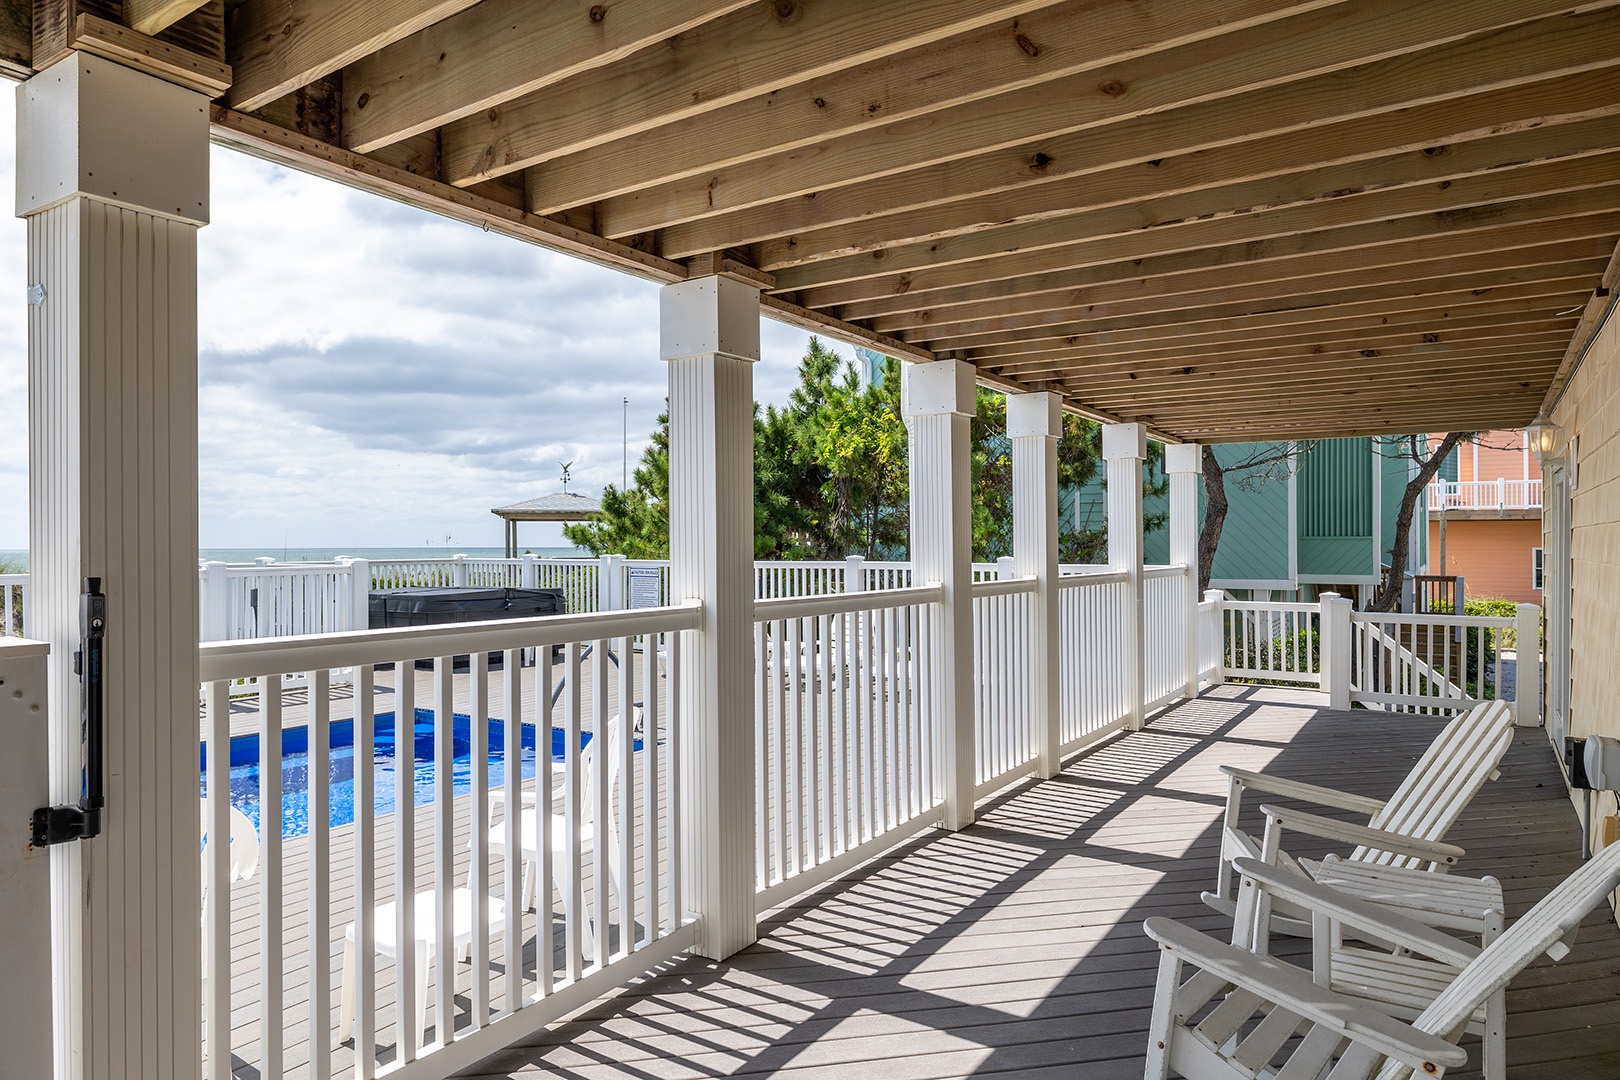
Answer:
[1144,839,1620,1079]
[1203,699,1514,933]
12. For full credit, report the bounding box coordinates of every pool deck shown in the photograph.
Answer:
[215,686,1620,1079]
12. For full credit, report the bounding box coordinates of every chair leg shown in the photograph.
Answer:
[1143,948,1182,1080]
[1484,988,1507,1080]
[415,941,431,1047]
[338,938,356,1043]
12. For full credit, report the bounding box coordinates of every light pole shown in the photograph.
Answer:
[622,396,629,489]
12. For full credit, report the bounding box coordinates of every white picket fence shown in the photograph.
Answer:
[972,574,1037,789]
[0,573,27,637]
[1219,599,1323,686]
[1057,570,1133,749]
[1428,477,1542,512]
[1349,609,1514,714]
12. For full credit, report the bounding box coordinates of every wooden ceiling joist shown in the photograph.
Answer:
[20,0,1604,442]
[648,4,1620,257]
[438,0,1061,187]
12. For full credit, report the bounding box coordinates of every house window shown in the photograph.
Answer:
[1532,547,1544,590]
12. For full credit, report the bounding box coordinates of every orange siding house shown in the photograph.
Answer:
[1427,429,1543,605]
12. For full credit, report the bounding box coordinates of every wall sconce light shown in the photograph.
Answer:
[1527,416,1564,461]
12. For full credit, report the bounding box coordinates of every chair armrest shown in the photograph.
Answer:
[1142,916,1468,1071]
[1219,765,1386,816]
[1258,803,1465,868]
[1232,858,1480,968]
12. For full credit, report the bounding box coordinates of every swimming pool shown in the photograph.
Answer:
[199,710,585,839]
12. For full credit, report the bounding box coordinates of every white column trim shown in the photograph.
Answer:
[1165,443,1202,699]
[662,275,759,960]
[905,360,976,830]
[1008,392,1061,777]
[1104,424,1147,731]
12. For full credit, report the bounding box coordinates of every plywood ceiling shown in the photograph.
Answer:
[16,0,1620,441]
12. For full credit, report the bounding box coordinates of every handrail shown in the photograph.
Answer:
[1351,611,1512,628]
[198,600,703,681]
[1223,600,1320,613]
[1143,564,1189,579]
[753,583,944,621]
[1057,569,1128,588]
[970,576,1038,598]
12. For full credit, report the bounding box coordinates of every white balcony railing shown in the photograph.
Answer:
[0,573,27,637]
[1428,477,1542,511]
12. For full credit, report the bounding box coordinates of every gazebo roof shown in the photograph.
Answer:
[48,0,1619,442]
[491,491,603,523]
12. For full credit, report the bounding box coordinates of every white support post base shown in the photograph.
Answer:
[1009,392,1062,778]
[905,361,976,831]
[1166,444,1202,700]
[662,275,759,960]
[1204,590,1227,686]
[1514,603,1542,727]
[1319,592,1353,711]
[1104,424,1147,730]
[19,53,210,1080]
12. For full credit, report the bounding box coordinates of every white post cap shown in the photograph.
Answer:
[1102,422,1147,461]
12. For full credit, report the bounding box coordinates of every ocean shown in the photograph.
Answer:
[0,546,590,572]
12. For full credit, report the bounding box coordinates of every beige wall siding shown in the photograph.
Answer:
[1548,298,1620,873]
[1426,518,1543,604]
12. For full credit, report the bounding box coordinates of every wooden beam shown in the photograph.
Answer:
[758,294,934,365]
[68,10,229,95]
[863,215,1620,334]
[792,98,1620,300]
[341,0,752,154]
[636,3,1620,251]
[777,149,1620,303]
[124,0,205,37]
[1066,347,1568,402]
[964,282,1595,361]
[1112,391,1549,436]
[899,233,1620,349]
[0,1,28,77]
[913,258,1607,352]
[208,106,688,283]
[525,0,1339,215]
[227,0,481,113]
[438,0,1057,187]
[989,318,1581,377]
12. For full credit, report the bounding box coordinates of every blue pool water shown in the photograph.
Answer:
[199,710,588,839]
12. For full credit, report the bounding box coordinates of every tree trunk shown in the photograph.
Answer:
[1198,445,1228,595]
[1371,432,1470,612]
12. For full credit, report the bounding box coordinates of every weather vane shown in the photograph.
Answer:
[559,460,574,492]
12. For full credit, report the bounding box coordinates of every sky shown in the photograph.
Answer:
[0,104,828,552]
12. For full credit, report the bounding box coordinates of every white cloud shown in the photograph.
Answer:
[0,123,863,551]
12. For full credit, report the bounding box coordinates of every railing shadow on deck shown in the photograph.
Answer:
[454,685,1618,1080]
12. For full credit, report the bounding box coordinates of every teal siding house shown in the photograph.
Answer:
[1072,438,1428,598]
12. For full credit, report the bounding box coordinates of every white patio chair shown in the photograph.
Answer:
[484,712,631,958]
[337,886,505,1046]
[199,800,258,988]
[1203,698,1513,933]
[1143,840,1620,1079]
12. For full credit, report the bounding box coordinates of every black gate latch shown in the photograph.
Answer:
[31,578,106,848]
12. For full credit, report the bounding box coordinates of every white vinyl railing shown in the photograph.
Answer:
[198,555,916,643]
[1143,566,1192,710]
[751,584,944,908]
[0,573,27,637]
[1220,599,1322,686]
[1197,593,1223,685]
[1349,609,1514,714]
[1057,570,1132,748]
[1427,478,1542,512]
[972,575,1038,790]
[197,604,700,1080]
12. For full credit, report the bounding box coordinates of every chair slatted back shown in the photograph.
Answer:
[1356,700,1513,867]
[1407,840,1620,1061]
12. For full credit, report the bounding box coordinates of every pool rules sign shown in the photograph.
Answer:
[627,567,663,609]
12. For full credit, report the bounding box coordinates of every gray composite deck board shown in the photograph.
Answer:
[450,685,1620,1080]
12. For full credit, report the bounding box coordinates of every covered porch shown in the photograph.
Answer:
[459,687,1620,1080]
[2,3,1618,1080]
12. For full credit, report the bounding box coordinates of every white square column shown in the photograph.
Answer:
[1104,424,1147,730]
[1165,443,1203,698]
[904,360,976,830]
[661,275,759,959]
[1008,392,1062,777]
[19,55,209,1080]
